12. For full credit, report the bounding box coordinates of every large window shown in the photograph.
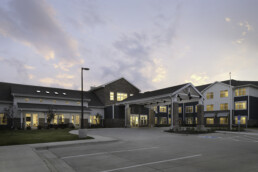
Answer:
[220,103,228,110]
[235,116,246,124]
[159,117,167,124]
[71,115,80,127]
[235,88,246,96]
[186,117,193,124]
[0,114,7,125]
[178,107,182,113]
[155,117,158,124]
[206,118,214,125]
[220,90,228,98]
[235,101,247,110]
[117,92,128,101]
[206,92,213,99]
[110,92,114,101]
[140,115,148,126]
[220,117,228,124]
[26,114,38,127]
[159,106,167,113]
[206,104,214,111]
[185,106,193,113]
[89,115,100,125]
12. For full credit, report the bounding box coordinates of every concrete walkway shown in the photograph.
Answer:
[0,130,117,172]
[216,130,258,136]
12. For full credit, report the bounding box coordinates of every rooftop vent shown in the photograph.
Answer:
[46,91,50,94]
[36,90,41,93]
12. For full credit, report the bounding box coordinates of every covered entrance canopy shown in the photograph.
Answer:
[119,83,204,128]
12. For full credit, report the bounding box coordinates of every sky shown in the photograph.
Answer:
[0,0,257,92]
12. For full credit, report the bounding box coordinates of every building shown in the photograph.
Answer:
[0,78,258,129]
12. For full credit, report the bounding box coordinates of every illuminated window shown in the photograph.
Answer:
[110,92,114,101]
[235,116,246,124]
[46,91,50,94]
[185,106,193,113]
[89,115,100,125]
[220,90,228,98]
[26,114,31,127]
[24,98,29,102]
[155,117,158,124]
[58,114,64,124]
[235,101,247,110]
[168,108,171,114]
[206,118,214,124]
[77,102,81,105]
[206,92,213,99]
[206,104,214,111]
[66,101,69,104]
[186,117,193,124]
[53,115,58,124]
[159,117,167,124]
[36,90,41,93]
[54,92,59,95]
[117,92,128,101]
[195,117,198,124]
[71,115,74,124]
[159,106,167,113]
[220,117,228,124]
[178,107,182,113]
[169,117,171,124]
[0,114,7,125]
[140,115,148,126]
[39,99,43,102]
[75,115,80,126]
[153,106,157,113]
[53,100,56,103]
[32,114,38,127]
[220,103,228,110]
[235,88,246,96]
[195,105,198,112]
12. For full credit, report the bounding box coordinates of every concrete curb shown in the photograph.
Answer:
[216,130,258,136]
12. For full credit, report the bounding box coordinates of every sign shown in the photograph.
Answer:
[238,115,241,125]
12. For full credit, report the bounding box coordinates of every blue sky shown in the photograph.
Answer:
[0,0,257,92]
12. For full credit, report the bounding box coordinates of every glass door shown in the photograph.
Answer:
[140,115,148,126]
[130,115,139,127]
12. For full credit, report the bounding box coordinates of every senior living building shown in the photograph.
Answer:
[0,77,258,129]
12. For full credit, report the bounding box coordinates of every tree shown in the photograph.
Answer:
[46,106,55,125]
[4,105,18,129]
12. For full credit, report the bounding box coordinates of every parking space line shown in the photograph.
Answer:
[61,146,159,159]
[100,154,202,172]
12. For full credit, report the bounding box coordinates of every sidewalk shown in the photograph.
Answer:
[216,130,258,136]
[0,131,118,172]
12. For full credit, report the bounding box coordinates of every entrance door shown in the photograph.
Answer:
[130,115,139,127]
[140,115,148,126]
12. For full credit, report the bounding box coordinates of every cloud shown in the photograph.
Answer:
[233,38,244,44]
[225,17,231,22]
[24,65,35,70]
[39,77,74,88]
[185,73,209,86]
[0,0,80,69]
[56,74,74,79]
[28,74,34,79]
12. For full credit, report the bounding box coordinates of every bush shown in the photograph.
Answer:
[37,125,42,130]
[26,126,31,130]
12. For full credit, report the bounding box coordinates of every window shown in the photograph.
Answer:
[89,115,99,125]
[58,114,64,124]
[159,117,167,124]
[220,103,228,110]
[53,115,58,124]
[65,101,69,104]
[186,117,193,124]
[46,91,50,94]
[130,94,134,96]
[235,88,246,96]
[206,92,213,99]
[32,114,38,127]
[24,98,29,102]
[206,118,214,124]
[206,104,214,111]
[63,93,67,96]
[110,92,114,101]
[75,115,80,126]
[0,114,7,125]
[39,99,43,102]
[26,114,31,127]
[169,117,171,124]
[195,105,198,113]
[235,101,247,110]
[54,92,59,95]
[77,102,81,105]
[220,90,228,98]
[220,117,228,124]
[36,90,41,93]
[235,116,246,124]
[155,117,158,124]
[185,106,193,113]
[168,108,171,114]
[195,117,198,124]
[117,92,128,101]
[159,106,167,113]
[153,106,157,113]
[178,107,182,113]
[53,100,56,103]
[140,115,148,126]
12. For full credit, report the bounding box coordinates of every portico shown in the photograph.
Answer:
[121,83,205,130]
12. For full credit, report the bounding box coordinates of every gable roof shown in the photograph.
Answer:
[0,82,13,102]
[121,83,189,103]
[90,77,141,92]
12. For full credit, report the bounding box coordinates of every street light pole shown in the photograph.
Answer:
[81,67,89,129]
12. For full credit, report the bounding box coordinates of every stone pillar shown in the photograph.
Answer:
[112,104,115,119]
[20,111,23,129]
[125,104,131,127]
[173,102,179,130]
[197,104,205,130]
[148,109,155,127]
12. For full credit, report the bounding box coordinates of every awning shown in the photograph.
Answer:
[217,112,229,117]
[204,113,215,118]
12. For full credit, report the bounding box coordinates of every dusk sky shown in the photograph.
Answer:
[0,0,257,92]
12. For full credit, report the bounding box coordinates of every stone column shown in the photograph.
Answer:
[125,104,131,127]
[112,104,115,119]
[173,102,179,130]
[148,108,155,127]
[197,104,205,130]
[20,111,23,129]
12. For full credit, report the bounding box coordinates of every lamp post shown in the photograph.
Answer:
[81,67,89,129]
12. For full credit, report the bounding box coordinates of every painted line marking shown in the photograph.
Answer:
[100,154,202,172]
[61,146,159,159]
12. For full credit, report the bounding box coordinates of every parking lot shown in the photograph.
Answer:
[48,128,258,172]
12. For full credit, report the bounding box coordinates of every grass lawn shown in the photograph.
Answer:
[0,129,93,146]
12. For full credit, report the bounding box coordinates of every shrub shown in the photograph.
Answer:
[26,126,31,130]
[37,125,42,130]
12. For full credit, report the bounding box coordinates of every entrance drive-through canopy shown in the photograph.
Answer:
[118,83,204,128]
